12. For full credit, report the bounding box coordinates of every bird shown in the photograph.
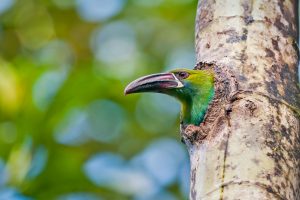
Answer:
[124,69,215,126]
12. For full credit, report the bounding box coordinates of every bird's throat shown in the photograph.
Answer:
[181,88,214,125]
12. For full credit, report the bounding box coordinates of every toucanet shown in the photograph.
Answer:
[124,69,215,125]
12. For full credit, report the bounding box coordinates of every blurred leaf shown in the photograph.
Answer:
[6,139,32,185]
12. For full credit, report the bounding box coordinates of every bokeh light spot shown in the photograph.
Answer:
[0,187,32,200]
[55,100,125,145]
[27,146,48,179]
[6,138,32,185]
[54,109,89,146]
[86,100,125,143]
[91,21,140,78]
[0,61,21,114]
[165,46,195,70]
[91,21,136,63]
[0,158,8,186]
[179,159,190,198]
[131,138,187,187]
[0,0,15,15]
[84,153,158,196]
[75,0,124,22]
[57,192,102,200]
[32,70,67,111]
[35,40,74,69]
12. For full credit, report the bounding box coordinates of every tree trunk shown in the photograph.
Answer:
[184,0,300,199]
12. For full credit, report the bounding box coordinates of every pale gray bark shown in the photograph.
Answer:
[182,0,300,199]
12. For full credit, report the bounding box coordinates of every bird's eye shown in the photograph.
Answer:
[176,71,189,79]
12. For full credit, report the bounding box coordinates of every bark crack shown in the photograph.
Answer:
[230,90,300,116]
[220,129,230,200]
[202,180,287,200]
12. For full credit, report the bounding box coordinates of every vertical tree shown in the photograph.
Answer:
[184,0,300,199]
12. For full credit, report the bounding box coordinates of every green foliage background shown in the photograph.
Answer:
[0,0,198,199]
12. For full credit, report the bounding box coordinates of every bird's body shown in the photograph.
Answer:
[125,69,215,126]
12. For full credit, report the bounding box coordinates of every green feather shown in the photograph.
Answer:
[168,69,214,125]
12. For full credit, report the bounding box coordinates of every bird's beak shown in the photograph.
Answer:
[124,72,184,95]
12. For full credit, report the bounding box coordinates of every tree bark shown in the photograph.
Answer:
[183,0,300,199]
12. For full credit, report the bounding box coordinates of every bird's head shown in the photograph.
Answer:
[124,69,214,102]
[124,68,215,125]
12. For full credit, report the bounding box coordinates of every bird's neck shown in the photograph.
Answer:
[181,86,214,125]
